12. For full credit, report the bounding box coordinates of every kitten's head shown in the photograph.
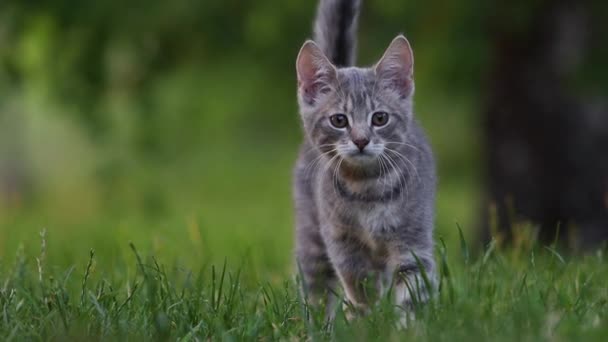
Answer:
[296,36,415,167]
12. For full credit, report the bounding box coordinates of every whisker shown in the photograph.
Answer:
[386,153,406,202]
[378,154,391,197]
[301,143,336,155]
[302,148,338,178]
[384,141,422,154]
[320,153,341,176]
[380,154,395,194]
[385,150,415,195]
[384,147,421,186]
[321,153,342,198]
[377,155,388,196]
[332,156,343,198]
[382,153,409,202]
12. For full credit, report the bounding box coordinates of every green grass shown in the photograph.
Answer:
[0,227,606,341]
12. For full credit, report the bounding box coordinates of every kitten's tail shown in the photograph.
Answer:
[313,0,361,67]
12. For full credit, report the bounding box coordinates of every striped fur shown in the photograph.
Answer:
[314,0,361,67]
[294,0,437,322]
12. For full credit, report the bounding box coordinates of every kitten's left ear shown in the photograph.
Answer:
[375,35,414,98]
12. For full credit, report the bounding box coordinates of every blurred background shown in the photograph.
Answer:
[0,0,606,276]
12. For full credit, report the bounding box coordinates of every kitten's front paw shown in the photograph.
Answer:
[342,301,370,322]
[396,308,416,330]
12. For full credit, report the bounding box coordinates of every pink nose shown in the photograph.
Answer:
[352,138,370,151]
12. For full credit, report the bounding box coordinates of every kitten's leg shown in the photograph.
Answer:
[296,227,338,320]
[294,161,338,321]
[325,233,379,318]
[389,250,436,328]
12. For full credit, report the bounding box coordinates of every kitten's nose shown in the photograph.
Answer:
[352,138,370,152]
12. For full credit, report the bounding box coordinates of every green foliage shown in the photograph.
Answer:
[0,0,482,256]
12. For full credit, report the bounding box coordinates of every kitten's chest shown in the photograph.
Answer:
[318,185,403,236]
[354,201,402,236]
[315,165,407,237]
[328,200,402,260]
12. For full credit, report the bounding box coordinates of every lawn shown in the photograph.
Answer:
[0,223,606,340]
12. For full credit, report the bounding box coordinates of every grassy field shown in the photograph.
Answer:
[0,225,606,340]
[1,102,606,340]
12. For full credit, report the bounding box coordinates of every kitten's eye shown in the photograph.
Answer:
[329,114,348,128]
[371,111,389,127]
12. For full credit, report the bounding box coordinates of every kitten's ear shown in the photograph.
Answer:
[296,40,337,107]
[375,35,414,98]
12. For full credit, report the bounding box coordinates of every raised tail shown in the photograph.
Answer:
[313,0,361,67]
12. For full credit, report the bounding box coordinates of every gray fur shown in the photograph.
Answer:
[314,0,361,67]
[294,0,437,321]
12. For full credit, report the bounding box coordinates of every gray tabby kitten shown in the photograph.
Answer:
[293,0,437,320]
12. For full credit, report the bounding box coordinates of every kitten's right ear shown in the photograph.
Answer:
[296,40,337,107]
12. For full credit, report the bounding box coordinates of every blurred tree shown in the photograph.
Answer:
[483,0,608,249]
[4,0,606,246]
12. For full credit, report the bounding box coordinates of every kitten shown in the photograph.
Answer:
[293,0,437,321]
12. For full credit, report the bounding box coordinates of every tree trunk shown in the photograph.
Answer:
[482,0,608,250]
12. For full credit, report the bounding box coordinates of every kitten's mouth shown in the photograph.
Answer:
[353,150,373,157]
[336,144,383,165]
[343,150,379,163]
